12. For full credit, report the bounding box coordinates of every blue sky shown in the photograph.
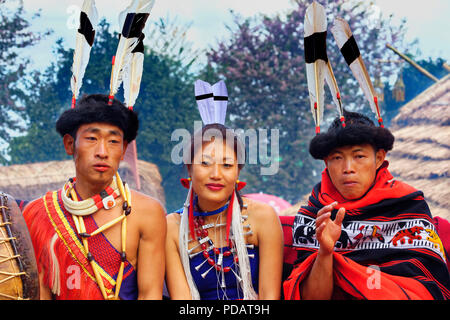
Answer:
[1,0,448,158]
[20,0,449,74]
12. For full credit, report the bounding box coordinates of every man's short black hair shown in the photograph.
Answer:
[55,94,139,143]
[309,110,395,160]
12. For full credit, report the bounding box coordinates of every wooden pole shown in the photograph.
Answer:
[386,44,439,82]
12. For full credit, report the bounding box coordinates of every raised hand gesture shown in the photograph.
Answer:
[316,201,345,255]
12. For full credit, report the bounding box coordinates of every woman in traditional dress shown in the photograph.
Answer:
[165,80,283,300]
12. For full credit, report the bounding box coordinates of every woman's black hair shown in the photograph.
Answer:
[55,94,139,143]
[309,110,395,160]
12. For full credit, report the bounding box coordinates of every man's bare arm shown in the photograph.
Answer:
[135,195,167,299]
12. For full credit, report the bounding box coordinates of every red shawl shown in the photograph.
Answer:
[283,161,450,300]
[23,190,136,299]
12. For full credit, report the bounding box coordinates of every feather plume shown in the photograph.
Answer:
[194,80,215,125]
[212,80,228,125]
[70,0,98,108]
[109,0,154,101]
[123,33,145,108]
[122,34,144,191]
[331,17,384,126]
[304,1,327,133]
[195,80,229,125]
[120,2,154,190]
[324,61,345,126]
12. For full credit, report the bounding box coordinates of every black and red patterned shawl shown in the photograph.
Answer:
[283,161,450,300]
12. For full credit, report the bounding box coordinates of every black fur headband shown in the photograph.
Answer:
[309,110,394,160]
[56,94,139,143]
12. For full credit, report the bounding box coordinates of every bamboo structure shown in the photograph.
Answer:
[386,44,439,82]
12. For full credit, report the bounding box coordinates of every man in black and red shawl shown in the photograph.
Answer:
[283,110,450,300]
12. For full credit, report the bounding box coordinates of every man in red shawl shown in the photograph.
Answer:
[284,110,450,300]
[23,94,166,299]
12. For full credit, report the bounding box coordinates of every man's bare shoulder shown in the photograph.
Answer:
[129,190,166,223]
[130,190,165,211]
[129,190,166,237]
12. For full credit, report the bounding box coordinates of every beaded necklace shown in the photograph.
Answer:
[62,176,121,215]
[187,201,254,295]
[192,197,229,217]
[61,172,131,300]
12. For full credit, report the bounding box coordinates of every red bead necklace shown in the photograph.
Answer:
[193,216,236,274]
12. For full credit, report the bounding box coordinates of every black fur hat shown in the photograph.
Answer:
[309,110,394,160]
[56,94,139,143]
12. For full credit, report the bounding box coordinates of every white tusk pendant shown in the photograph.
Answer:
[221,270,226,288]
[187,243,201,254]
[195,259,208,271]
[201,266,215,279]
[217,253,223,266]
[231,268,242,283]
[215,223,227,228]
[189,250,203,259]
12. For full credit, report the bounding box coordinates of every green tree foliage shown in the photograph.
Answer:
[7,62,70,163]
[205,0,409,203]
[7,1,437,210]
[0,0,49,162]
[8,19,200,211]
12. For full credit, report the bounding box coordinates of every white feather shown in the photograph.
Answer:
[70,0,98,100]
[304,1,327,36]
[123,51,144,107]
[194,80,215,125]
[305,61,326,126]
[304,1,327,128]
[119,0,155,27]
[324,62,344,117]
[138,0,156,13]
[71,34,91,99]
[110,37,139,97]
[212,80,228,125]
[331,17,379,116]
[110,0,155,97]
[330,17,351,49]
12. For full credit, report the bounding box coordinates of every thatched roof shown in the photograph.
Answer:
[281,75,450,219]
[0,159,165,204]
[387,74,450,220]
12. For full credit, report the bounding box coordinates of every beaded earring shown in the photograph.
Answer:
[236,180,246,191]
[180,177,191,189]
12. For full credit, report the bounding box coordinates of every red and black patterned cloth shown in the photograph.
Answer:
[283,161,450,300]
[23,189,137,299]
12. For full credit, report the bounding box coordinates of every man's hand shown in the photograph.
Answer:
[316,202,345,255]
[300,202,346,299]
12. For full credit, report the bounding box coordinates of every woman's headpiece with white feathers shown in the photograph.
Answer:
[194,79,228,126]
